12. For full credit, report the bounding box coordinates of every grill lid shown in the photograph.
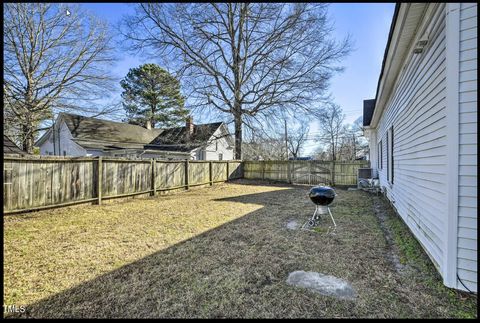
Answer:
[309,186,336,205]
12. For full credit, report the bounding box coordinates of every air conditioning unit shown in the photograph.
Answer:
[358,168,372,180]
[357,168,381,193]
[358,168,372,189]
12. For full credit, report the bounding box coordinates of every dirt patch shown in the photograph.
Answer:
[372,197,407,274]
[371,193,477,319]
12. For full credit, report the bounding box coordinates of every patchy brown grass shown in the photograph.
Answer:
[3,180,477,318]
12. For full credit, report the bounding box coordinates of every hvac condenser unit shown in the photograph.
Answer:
[357,168,372,189]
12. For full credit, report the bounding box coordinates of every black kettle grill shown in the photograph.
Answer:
[304,185,337,230]
[309,186,336,206]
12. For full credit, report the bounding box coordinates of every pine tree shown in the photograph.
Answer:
[121,64,188,128]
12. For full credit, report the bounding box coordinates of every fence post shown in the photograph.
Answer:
[287,160,292,184]
[151,159,156,196]
[262,161,265,180]
[185,159,189,190]
[97,156,102,205]
[209,161,213,185]
[331,160,336,186]
[226,161,230,182]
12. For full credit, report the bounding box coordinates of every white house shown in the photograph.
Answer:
[363,3,477,292]
[36,113,235,160]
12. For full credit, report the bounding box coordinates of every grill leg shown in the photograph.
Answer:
[327,207,337,233]
[308,206,318,226]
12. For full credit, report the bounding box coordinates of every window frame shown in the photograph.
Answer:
[378,141,382,170]
[387,127,394,184]
[390,127,394,184]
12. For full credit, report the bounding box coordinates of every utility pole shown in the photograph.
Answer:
[284,118,289,160]
[352,132,356,160]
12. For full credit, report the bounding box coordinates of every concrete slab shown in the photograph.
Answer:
[286,270,356,300]
[286,219,300,230]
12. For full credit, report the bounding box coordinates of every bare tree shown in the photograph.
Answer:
[287,122,310,159]
[242,137,285,161]
[241,121,285,160]
[335,116,368,160]
[317,102,345,162]
[120,3,350,159]
[3,3,116,153]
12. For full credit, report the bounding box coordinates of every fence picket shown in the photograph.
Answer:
[244,160,369,186]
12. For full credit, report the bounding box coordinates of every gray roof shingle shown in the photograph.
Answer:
[146,122,223,151]
[57,113,225,152]
[4,135,27,155]
[61,113,162,145]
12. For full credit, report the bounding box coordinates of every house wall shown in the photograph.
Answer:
[193,126,234,161]
[39,131,54,156]
[39,121,87,156]
[375,3,449,276]
[456,2,477,292]
[372,3,477,292]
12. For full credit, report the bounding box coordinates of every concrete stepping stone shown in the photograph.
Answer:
[286,219,300,230]
[286,270,356,300]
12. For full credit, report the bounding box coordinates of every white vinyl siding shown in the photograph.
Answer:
[456,2,477,292]
[39,121,87,157]
[203,126,234,161]
[376,4,447,272]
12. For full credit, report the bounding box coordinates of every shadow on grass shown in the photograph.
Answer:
[13,186,325,318]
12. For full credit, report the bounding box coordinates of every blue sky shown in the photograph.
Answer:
[80,3,395,155]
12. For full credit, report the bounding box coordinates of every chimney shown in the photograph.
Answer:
[186,116,194,137]
[145,120,152,130]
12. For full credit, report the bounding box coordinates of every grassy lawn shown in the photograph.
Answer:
[4,180,477,318]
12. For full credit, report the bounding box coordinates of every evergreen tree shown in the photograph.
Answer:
[121,64,188,128]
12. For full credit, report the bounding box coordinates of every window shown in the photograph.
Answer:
[387,127,394,184]
[63,150,67,156]
[386,133,389,182]
[390,127,394,183]
[215,141,218,151]
[218,153,223,161]
[378,141,382,169]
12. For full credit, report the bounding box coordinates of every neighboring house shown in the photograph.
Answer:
[363,3,477,292]
[35,113,234,160]
[355,147,369,161]
[4,135,28,156]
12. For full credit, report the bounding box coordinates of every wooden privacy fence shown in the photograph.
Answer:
[3,156,242,214]
[243,160,370,186]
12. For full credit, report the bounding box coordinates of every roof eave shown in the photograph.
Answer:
[370,3,427,129]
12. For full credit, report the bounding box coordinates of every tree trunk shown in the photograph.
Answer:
[150,105,156,129]
[21,123,34,154]
[234,112,242,160]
